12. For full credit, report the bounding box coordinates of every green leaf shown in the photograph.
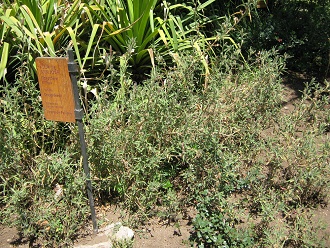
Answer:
[82,23,100,69]
[0,42,9,79]
[66,26,82,70]
[1,16,23,38]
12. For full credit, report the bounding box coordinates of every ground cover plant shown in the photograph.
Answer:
[1,0,329,247]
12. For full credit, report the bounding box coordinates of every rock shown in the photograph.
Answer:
[98,222,120,237]
[74,241,112,248]
[112,225,134,242]
[74,223,134,248]
[101,222,134,243]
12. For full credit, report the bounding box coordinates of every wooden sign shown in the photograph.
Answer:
[36,57,76,122]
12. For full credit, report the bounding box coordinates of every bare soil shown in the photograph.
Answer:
[1,204,329,247]
[0,204,192,248]
[74,204,192,247]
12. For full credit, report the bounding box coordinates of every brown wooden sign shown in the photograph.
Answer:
[36,57,76,122]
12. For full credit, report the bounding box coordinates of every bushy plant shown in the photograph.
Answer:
[1,1,329,246]
[0,45,76,191]
[86,47,282,211]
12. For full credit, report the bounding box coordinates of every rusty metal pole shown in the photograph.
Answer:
[67,49,98,233]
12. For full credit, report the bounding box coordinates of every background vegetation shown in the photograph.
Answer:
[1,0,329,247]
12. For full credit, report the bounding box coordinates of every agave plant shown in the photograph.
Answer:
[81,0,160,75]
[1,0,233,87]
[79,0,218,81]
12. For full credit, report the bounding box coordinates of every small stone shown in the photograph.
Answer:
[112,225,134,242]
[74,241,112,248]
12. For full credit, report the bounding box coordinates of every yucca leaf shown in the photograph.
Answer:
[20,0,42,25]
[81,5,96,26]
[42,0,56,32]
[90,1,117,27]
[1,14,42,55]
[43,32,56,56]
[52,26,67,45]
[149,9,155,32]
[193,41,210,87]
[169,19,178,51]
[136,0,157,45]
[118,7,133,37]
[64,0,85,27]
[1,16,23,38]
[82,23,100,69]
[127,0,135,22]
[0,42,9,79]
[139,29,159,51]
[197,0,216,11]
[158,28,168,47]
[66,26,82,70]
[20,5,43,36]
[20,5,44,54]
[147,48,155,68]
[0,9,12,41]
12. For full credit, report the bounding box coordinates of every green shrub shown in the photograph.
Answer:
[191,190,255,247]
[87,48,284,213]
[1,2,329,246]
[0,47,77,197]
[86,46,329,246]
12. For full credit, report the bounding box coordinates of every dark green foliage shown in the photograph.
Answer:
[242,0,330,76]
[191,190,255,247]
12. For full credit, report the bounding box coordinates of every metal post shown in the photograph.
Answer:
[67,49,98,233]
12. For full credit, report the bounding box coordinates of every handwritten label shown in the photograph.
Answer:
[36,57,76,123]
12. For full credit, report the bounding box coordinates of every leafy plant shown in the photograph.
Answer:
[191,190,254,248]
[1,1,329,247]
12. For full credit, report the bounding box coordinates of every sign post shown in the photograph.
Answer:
[36,50,98,233]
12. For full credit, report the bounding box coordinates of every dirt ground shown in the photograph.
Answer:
[1,73,329,247]
[1,204,329,247]
[0,204,192,248]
